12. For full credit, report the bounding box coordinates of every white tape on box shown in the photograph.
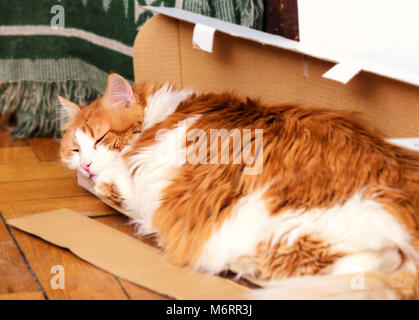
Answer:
[192,23,216,53]
[322,62,363,84]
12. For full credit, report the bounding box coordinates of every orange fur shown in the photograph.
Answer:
[229,235,344,280]
[95,182,124,207]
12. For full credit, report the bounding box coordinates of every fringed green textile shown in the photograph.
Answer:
[0,0,263,139]
[0,81,99,139]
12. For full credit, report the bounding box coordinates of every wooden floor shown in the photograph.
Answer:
[0,128,168,300]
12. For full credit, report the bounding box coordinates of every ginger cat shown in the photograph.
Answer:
[58,73,419,299]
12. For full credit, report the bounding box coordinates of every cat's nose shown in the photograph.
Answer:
[81,161,92,173]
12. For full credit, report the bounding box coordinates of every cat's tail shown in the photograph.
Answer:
[249,270,419,300]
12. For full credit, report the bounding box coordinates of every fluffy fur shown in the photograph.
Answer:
[59,73,419,299]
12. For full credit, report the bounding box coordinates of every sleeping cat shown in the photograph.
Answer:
[58,73,419,299]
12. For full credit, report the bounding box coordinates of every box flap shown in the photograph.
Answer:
[7,209,250,300]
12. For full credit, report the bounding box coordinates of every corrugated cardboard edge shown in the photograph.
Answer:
[7,209,250,300]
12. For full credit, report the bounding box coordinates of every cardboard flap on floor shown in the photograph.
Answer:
[7,209,250,299]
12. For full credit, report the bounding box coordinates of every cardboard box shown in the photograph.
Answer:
[8,5,419,299]
[135,6,419,138]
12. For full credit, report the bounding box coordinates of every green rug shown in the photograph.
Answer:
[0,0,263,139]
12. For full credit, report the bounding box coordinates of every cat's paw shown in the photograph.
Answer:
[95,182,124,208]
[229,255,262,280]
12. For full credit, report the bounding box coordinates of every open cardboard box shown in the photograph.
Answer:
[8,5,419,299]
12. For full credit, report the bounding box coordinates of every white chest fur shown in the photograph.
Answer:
[125,116,199,234]
[122,86,196,234]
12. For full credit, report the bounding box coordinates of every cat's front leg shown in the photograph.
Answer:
[95,181,124,208]
[92,169,125,208]
[92,155,133,210]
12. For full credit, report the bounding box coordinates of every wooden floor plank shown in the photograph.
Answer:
[0,203,41,296]
[0,128,27,148]
[5,196,119,219]
[29,138,60,162]
[0,146,38,165]
[0,177,89,203]
[0,162,73,183]
[0,291,45,300]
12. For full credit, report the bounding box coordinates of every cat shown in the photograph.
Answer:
[58,73,419,299]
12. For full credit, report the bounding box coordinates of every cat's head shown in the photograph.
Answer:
[58,73,143,179]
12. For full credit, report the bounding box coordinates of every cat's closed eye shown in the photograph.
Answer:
[94,132,108,148]
[72,148,79,152]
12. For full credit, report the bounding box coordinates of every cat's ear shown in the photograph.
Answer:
[104,73,135,108]
[57,96,80,123]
